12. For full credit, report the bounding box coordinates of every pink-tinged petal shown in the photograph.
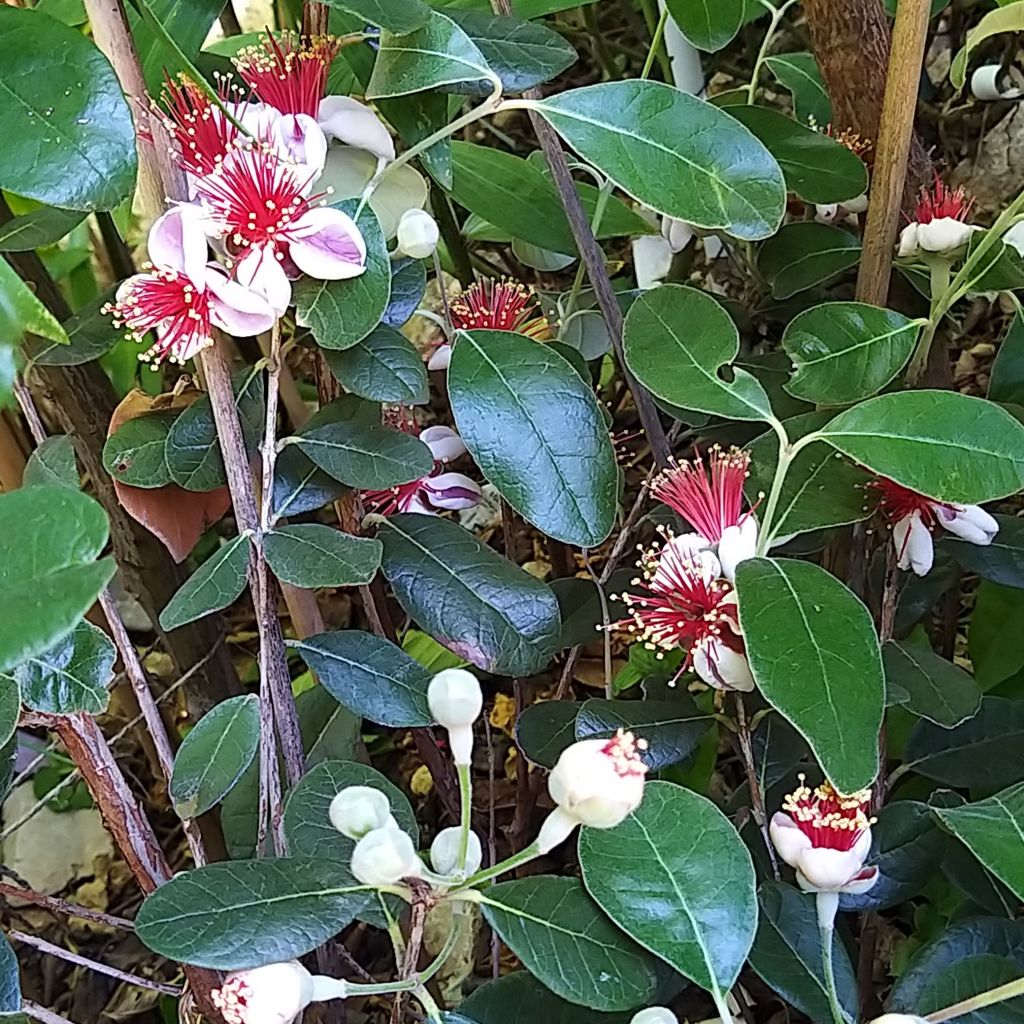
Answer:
[115,273,148,306]
[893,511,934,576]
[317,95,396,161]
[692,636,755,692]
[424,472,482,510]
[851,826,873,862]
[937,503,999,545]
[420,425,467,463]
[796,847,866,892]
[272,113,328,188]
[206,266,277,337]
[148,205,208,284]
[236,246,292,316]
[287,206,367,281]
[838,865,879,896]
[769,811,812,870]
[150,320,212,364]
[404,492,437,515]
[427,343,452,371]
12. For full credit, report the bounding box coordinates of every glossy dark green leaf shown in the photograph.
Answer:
[970,581,1024,687]
[764,52,832,124]
[291,630,433,726]
[374,513,561,675]
[746,412,871,537]
[728,107,867,204]
[448,10,575,93]
[937,782,1024,903]
[0,206,85,252]
[515,699,579,768]
[782,302,920,404]
[383,257,427,327]
[164,370,265,492]
[294,203,390,350]
[324,326,428,404]
[135,857,372,969]
[272,445,349,519]
[0,487,114,672]
[264,525,382,589]
[0,259,67,346]
[758,222,861,299]
[883,639,981,728]
[901,955,1024,1024]
[533,81,785,240]
[988,306,1024,406]
[284,759,418,863]
[6,620,114,716]
[0,7,137,210]
[480,876,660,1010]
[623,284,772,421]
[448,141,653,256]
[580,780,757,999]
[905,697,1024,790]
[322,0,430,32]
[818,391,1024,504]
[23,435,77,489]
[377,91,453,187]
[550,571,631,648]
[665,0,744,50]
[170,695,260,819]
[575,698,712,771]
[0,680,17,749]
[449,328,617,546]
[102,411,176,489]
[24,292,119,366]
[367,11,493,98]
[457,972,631,1024]
[134,0,223,92]
[749,882,857,1024]
[947,514,1024,589]
[158,534,251,631]
[736,557,883,792]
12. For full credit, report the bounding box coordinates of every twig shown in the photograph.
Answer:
[10,931,182,996]
[95,212,135,280]
[734,694,780,878]
[24,1001,78,1024]
[581,549,613,699]
[0,884,133,930]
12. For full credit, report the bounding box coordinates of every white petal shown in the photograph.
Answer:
[632,234,673,290]
[970,64,1022,101]
[287,206,367,281]
[718,516,758,583]
[897,222,920,258]
[838,864,879,896]
[1004,220,1024,259]
[937,503,999,545]
[236,246,292,316]
[844,192,869,214]
[693,636,755,692]
[893,512,934,576]
[206,265,278,337]
[271,113,328,188]
[796,847,866,891]
[769,811,812,870]
[851,825,873,862]
[660,217,694,253]
[419,425,466,463]
[424,472,482,510]
[427,343,452,371]
[815,203,840,224]
[148,205,208,283]
[396,208,439,260]
[318,95,396,161]
[918,217,977,253]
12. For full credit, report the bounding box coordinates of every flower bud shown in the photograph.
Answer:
[329,786,392,840]
[428,668,483,765]
[212,961,315,1024]
[350,826,423,887]
[631,1009,678,1024]
[396,209,440,260]
[430,826,483,877]
[917,217,977,254]
[867,1016,929,1024]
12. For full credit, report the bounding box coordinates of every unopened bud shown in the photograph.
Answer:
[428,668,483,765]
[430,826,483,877]
[631,1009,677,1024]
[396,208,440,260]
[350,826,422,887]
[329,786,392,840]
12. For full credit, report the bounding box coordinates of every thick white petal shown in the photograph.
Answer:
[838,864,879,895]
[148,205,208,284]
[768,811,812,870]
[236,246,292,316]
[693,636,755,692]
[318,96,396,161]
[893,512,934,576]
[424,472,482,510]
[287,206,367,281]
[815,203,840,224]
[844,192,869,214]
[427,343,452,371]
[206,266,278,337]
[1005,220,1024,259]
[272,113,328,188]
[796,846,866,891]
[897,222,920,258]
[937,503,999,545]
[918,218,979,253]
[660,217,694,253]
[852,825,873,862]
[420,425,466,463]
[632,234,673,290]
[718,516,758,582]
[396,208,439,259]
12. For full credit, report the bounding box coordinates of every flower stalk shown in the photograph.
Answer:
[816,891,847,1024]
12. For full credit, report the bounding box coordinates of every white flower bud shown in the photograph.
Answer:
[329,786,392,840]
[868,1016,930,1024]
[428,668,483,765]
[917,217,978,254]
[430,826,483,877]
[631,1009,678,1024]
[212,961,315,1024]
[396,208,440,260]
[350,826,423,887]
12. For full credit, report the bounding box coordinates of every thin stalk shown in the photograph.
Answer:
[457,761,473,871]
[734,694,779,878]
[454,840,542,891]
[907,257,952,384]
[640,5,670,81]
[711,987,737,1024]
[926,975,1024,1023]
[754,417,793,554]
[816,891,846,1024]
[747,0,801,104]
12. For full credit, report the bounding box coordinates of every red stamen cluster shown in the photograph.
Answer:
[652,446,752,543]
[600,730,650,778]
[866,477,950,530]
[103,268,212,365]
[211,977,252,1024]
[159,74,240,178]
[913,176,973,225]
[233,32,339,118]
[450,278,552,339]
[781,775,873,852]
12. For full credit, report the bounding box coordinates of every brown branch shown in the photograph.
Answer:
[0,883,134,930]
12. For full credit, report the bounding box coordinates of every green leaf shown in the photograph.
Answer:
[531,81,785,240]
[970,581,1024,688]
[6,620,114,715]
[374,513,561,675]
[272,445,349,519]
[580,780,757,999]
[736,557,883,792]
[383,257,427,327]
[0,933,20,1015]
[264,525,382,589]
[782,302,920,405]
[905,696,1024,790]
[448,10,576,93]
[883,639,981,728]
[377,91,454,187]
[0,487,114,672]
[0,7,137,211]
[515,699,579,768]
[764,52,832,125]
[293,203,390,350]
[23,292,118,366]
[746,411,872,537]
[102,411,176,489]
[323,0,430,32]
[447,141,653,256]
[284,759,418,862]
[135,857,372,969]
[164,370,265,491]
[948,514,1024,589]
[988,306,1024,406]
[449,328,617,546]
[727,107,867,205]
[457,972,632,1024]
[479,877,660,1010]
[323,326,428,404]
[134,0,223,92]
[367,11,494,99]
[159,534,251,631]
[817,391,1024,504]
[0,259,67,347]
[23,435,77,489]
[665,0,744,51]
[291,630,433,726]
[170,695,260,818]
[749,882,857,1024]
[758,222,861,299]
[0,206,85,252]
[623,284,772,421]
[0,680,18,749]
[937,782,1024,903]
[950,2,1024,88]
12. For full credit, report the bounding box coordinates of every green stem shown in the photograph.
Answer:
[457,761,473,872]
[711,987,737,1024]
[926,975,1024,1023]
[907,257,952,384]
[640,4,670,81]
[754,417,793,555]
[636,0,673,81]
[816,892,845,1024]
[453,840,542,891]
[747,0,801,105]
